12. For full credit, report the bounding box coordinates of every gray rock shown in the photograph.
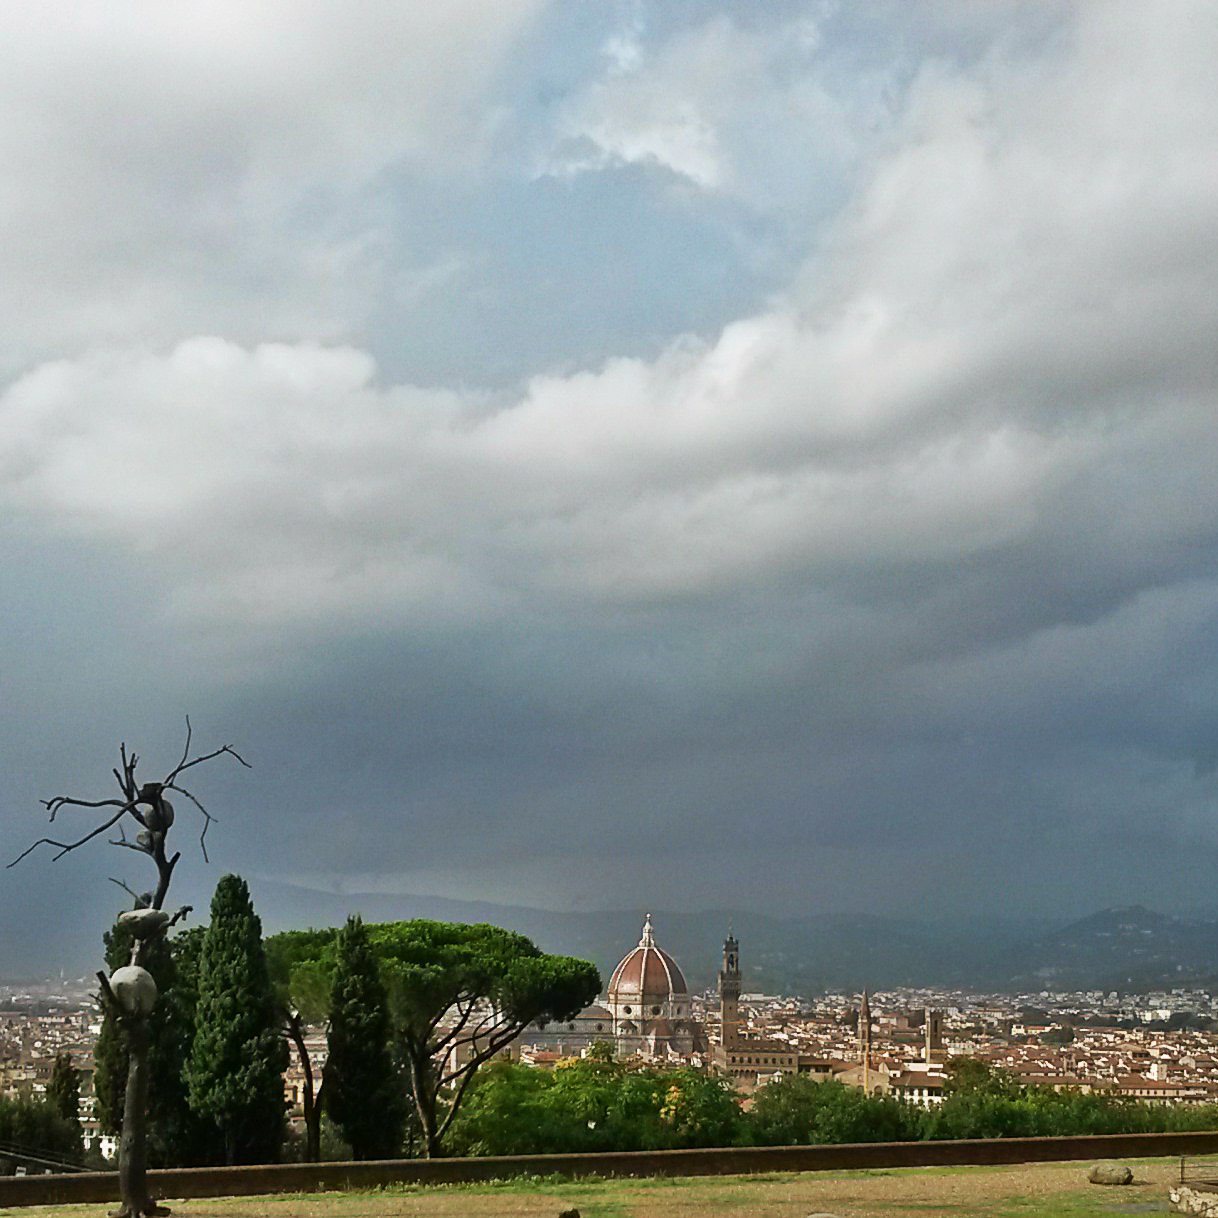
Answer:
[144,798,174,831]
[109,965,158,1017]
[1088,1161,1133,1185]
[117,908,172,939]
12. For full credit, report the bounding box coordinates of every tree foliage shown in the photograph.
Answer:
[370,920,601,1156]
[448,1053,743,1156]
[264,928,337,1027]
[46,1053,82,1152]
[264,925,344,1162]
[0,1094,82,1162]
[325,916,407,1159]
[748,1076,919,1146]
[942,1056,1021,1099]
[185,875,287,1165]
[455,1056,1218,1157]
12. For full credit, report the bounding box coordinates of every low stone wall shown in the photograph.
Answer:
[3,1130,1218,1209]
[1172,1185,1218,1215]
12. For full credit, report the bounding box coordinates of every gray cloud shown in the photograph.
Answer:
[3,2,1218,971]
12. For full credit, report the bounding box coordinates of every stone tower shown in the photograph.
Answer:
[923,1006,942,1063]
[859,990,872,1092]
[719,929,741,1050]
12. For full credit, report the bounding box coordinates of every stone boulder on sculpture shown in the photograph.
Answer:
[109,965,158,1017]
[118,908,172,939]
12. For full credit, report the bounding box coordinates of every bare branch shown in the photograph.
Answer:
[166,783,218,862]
[21,724,243,1217]
[119,745,135,799]
[431,1003,477,1055]
[43,795,129,822]
[151,851,180,910]
[110,838,153,856]
[165,740,250,785]
[109,877,144,903]
[8,805,136,867]
[173,716,194,779]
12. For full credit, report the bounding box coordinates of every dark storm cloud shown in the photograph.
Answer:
[3,3,1218,971]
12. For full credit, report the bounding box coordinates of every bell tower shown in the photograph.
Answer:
[859,990,873,1093]
[719,929,741,1050]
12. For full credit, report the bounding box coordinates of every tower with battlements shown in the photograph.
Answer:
[719,930,741,1050]
[711,929,800,1086]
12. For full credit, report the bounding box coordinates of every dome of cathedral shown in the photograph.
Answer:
[607,915,688,1002]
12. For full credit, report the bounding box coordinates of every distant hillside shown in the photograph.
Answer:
[15,879,1218,996]
[238,879,1063,993]
[1003,905,1218,992]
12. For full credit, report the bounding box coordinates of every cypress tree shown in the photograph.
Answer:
[152,927,224,1166]
[185,875,287,1164]
[325,916,406,1159]
[46,1052,82,1151]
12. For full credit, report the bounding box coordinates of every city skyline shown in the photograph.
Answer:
[3,2,1218,974]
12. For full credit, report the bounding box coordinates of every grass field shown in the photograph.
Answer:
[0,1158,1184,1218]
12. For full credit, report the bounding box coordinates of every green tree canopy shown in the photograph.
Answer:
[264,928,337,1026]
[185,875,287,1165]
[448,1054,743,1156]
[942,1057,1022,1099]
[265,926,340,1162]
[0,1094,82,1163]
[748,1075,920,1146]
[370,920,601,1156]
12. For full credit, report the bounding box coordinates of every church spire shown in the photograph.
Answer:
[639,913,655,948]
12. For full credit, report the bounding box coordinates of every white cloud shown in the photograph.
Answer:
[541,14,859,195]
[1,3,1215,659]
[0,0,547,373]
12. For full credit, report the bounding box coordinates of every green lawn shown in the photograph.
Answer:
[0,1158,1182,1218]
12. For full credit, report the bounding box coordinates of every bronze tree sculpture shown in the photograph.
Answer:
[9,721,247,1218]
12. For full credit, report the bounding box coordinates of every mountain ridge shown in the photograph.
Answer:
[11,881,1217,995]
[241,881,1218,995]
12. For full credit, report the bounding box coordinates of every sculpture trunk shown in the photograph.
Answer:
[115,1017,166,1218]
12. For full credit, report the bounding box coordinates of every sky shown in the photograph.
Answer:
[3,1,1218,974]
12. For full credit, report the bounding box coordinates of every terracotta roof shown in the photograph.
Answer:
[607,915,688,999]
